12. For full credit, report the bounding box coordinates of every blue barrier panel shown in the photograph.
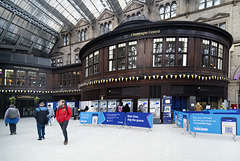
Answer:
[126,112,153,128]
[213,112,240,115]
[177,112,183,128]
[190,114,240,135]
[173,110,179,124]
[101,112,125,125]
[203,109,228,114]
[226,109,240,113]
[183,111,210,114]
[176,111,209,130]
[80,112,101,124]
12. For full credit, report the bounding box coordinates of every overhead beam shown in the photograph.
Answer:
[67,0,93,26]
[36,0,75,31]
[107,0,122,20]
[0,0,58,36]
[72,0,96,24]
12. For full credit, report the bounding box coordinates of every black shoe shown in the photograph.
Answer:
[42,136,45,139]
[14,132,17,135]
[10,133,13,135]
[38,138,42,140]
[64,141,68,145]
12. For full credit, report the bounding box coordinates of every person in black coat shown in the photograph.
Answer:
[122,103,130,113]
[33,102,49,140]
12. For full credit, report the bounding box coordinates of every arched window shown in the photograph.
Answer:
[199,0,220,9]
[108,21,112,32]
[171,2,176,17]
[84,28,88,40]
[100,24,104,35]
[78,31,81,42]
[100,21,112,35]
[159,5,164,20]
[81,30,84,41]
[104,22,108,33]
[165,4,171,19]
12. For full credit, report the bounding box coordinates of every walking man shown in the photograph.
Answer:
[56,99,72,145]
[34,102,49,140]
[4,104,20,135]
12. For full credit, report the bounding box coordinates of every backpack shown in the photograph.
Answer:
[39,107,49,124]
[7,109,18,118]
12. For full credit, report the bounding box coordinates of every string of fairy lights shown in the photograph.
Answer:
[79,74,229,88]
[0,74,229,93]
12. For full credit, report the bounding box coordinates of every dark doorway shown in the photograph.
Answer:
[17,100,35,117]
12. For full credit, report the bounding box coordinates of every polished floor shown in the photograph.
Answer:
[0,117,239,161]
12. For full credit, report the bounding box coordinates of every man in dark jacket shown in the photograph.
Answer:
[56,99,72,145]
[34,102,49,140]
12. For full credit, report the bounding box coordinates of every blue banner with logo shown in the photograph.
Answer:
[80,112,101,124]
[101,112,125,125]
[126,112,153,128]
[190,114,240,135]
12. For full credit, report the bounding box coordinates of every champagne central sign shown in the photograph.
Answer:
[131,30,160,36]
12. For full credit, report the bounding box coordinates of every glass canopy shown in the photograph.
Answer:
[0,0,147,56]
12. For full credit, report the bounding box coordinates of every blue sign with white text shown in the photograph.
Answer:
[126,112,153,128]
[101,112,125,125]
[190,114,240,135]
[80,112,101,124]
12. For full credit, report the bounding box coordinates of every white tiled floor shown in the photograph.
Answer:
[0,117,239,161]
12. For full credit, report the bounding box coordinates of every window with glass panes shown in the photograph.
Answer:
[159,2,177,20]
[118,43,126,70]
[63,35,68,46]
[0,69,2,85]
[94,51,99,74]
[76,71,80,85]
[57,57,63,66]
[5,69,14,85]
[153,38,163,67]
[128,41,137,69]
[199,0,220,9]
[78,29,88,42]
[109,45,116,71]
[58,73,62,86]
[16,70,25,86]
[71,71,76,86]
[165,38,175,66]
[210,41,218,68]
[67,54,71,65]
[202,40,210,67]
[218,44,223,70]
[67,72,71,86]
[85,51,99,77]
[100,21,112,35]
[51,59,56,67]
[63,73,67,86]
[28,71,36,86]
[39,73,46,87]
[178,38,188,66]
[85,56,89,77]
[75,54,79,63]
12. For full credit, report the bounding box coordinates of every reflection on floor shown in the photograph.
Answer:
[0,118,239,161]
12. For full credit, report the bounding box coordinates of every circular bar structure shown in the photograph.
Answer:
[79,17,233,111]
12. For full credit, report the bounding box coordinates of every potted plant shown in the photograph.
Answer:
[9,96,16,105]
[34,96,40,105]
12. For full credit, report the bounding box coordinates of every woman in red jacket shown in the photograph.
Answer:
[56,99,72,145]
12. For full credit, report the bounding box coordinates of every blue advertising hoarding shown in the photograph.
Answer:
[101,112,125,125]
[80,112,101,124]
[189,114,240,135]
[126,112,153,128]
